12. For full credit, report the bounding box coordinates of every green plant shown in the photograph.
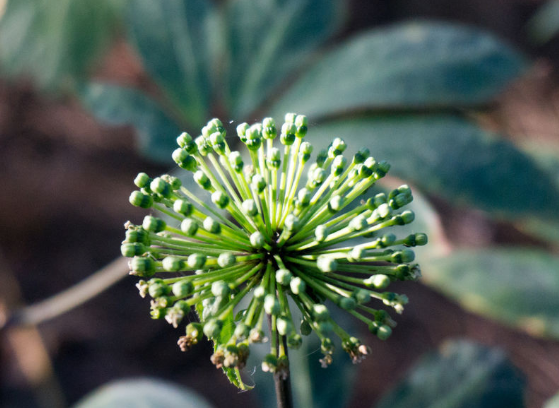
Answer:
[122,115,426,400]
[3,0,559,407]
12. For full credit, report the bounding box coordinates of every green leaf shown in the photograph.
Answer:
[544,392,559,408]
[514,144,559,245]
[72,378,215,408]
[0,0,120,92]
[311,115,559,220]
[527,0,559,44]
[79,83,180,164]
[375,340,525,408]
[126,0,215,126]
[272,21,526,119]
[223,0,345,118]
[424,248,559,339]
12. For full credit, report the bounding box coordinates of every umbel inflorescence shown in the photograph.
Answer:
[122,113,427,385]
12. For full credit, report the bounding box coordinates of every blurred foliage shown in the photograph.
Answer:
[375,340,525,408]
[72,378,214,408]
[527,0,559,44]
[2,0,559,406]
[0,0,123,92]
[74,341,525,408]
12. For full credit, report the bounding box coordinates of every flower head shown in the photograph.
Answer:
[122,114,427,386]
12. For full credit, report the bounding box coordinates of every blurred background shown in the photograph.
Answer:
[1,0,559,407]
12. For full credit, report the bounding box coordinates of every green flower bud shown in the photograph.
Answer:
[181,218,198,236]
[228,151,244,173]
[186,322,203,340]
[125,228,150,245]
[404,233,428,247]
[142,216,166,233]
[280,123,296,145]
[338,296,356,310]
[203,318,223,339]
[121,242,146,257]
[194,170,211,190]
[275,269,292,285]
[331,155,346,176]
[290,277,305,294]
[211,191,230,209]
[245,125,262,150]
[129,256,156,277]
[129,191,153,209]
[300,319,312,336]
[264,294,280,315]
[250,231,265,248]
[148,281,169,298]
[353,147,370,164]
[210,132,226,155]
[348,246,365,262]
[375,160,391,178]
[150,177,172,198]
[188,253,206,269]
[262,117,277,140]
[162,256,184,272]
[251,174,266,193]
[295,114,308,138]
[212,281,231,297]
[172,280,194,297]
[391,249,415,263]
[394,210,415,225]
[175,150,198,171]
[328,195,343,213]
[284,214,300,232]
[203,217,221,234]
[328,138,346,158]
[353,289,370,304]
[312,304,330,322]
[218,252,236,267]
[364,274,390,289]
[195,136,211,156]
[316,149,327,166]
[266,147,281,169]
[242,199,258,217]
[134,172,151,188]
[234,323,250,340]
[173,199,193,216]
[287,333,302,349]
[277,317,293,336]
[262,353,278,372]
[254,286,266,299]
[349,214,368,231]
[317,256,337,272]
[236,123,249,142]
[315,225,328,242]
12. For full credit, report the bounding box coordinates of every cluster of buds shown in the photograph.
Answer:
[122,114,427,385]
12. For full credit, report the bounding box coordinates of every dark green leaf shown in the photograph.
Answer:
[0,0,120,91]
[311,115,559,220]
[72,378,214,408]
[223,0,345,118]
[79,83,180,164]
[424,248,559,339]
[514,144,559,245]
[126,0,215,126]
[527,0,559,44]
[272,21,526,119]
[375,340,525,408]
